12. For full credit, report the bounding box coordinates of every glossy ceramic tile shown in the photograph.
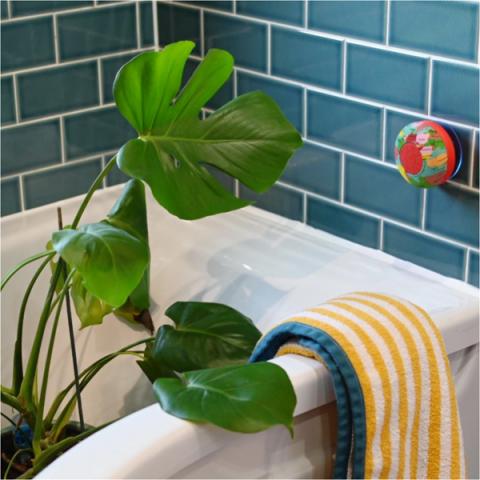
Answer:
[383,222,466,279]
[102,53,138,104]
[271,27,342,90]
[2,120,61,175]
[308,1,385,42]
[64,107,135,159]
[18,62,99,119]
[23,159,102,209]
[426,184,479,247]
[181,1,233,11]
[1,177,21,216]
[468,251,479,287]
[390,1,479,61]
[158,3,200,54]
[11,1,92,16]
[1,1,8,19]
[58,4,136,60]
[431,62,479,126]
[281,143,340,199]
[307,92,382,158]
[345,156,422,225]
[1,77,15,125]
[204,12,267,71]
[474,132,479,189]
[237,1,303,26]
[237,72,303,132]
[347,45,427,111]
[1,17,55,72]
[307,196,380,248]
[240,184,303,221]
[140,1,154,47]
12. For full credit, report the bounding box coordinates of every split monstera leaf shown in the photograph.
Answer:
[113,40,302,219]
[48,40,300,436]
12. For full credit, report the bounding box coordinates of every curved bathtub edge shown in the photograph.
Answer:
[36,355,332,479]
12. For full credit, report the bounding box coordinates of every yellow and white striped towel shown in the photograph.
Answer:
[250,292,466,479]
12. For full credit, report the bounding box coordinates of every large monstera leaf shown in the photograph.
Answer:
[52,180,150,314]
[113,41,303,220]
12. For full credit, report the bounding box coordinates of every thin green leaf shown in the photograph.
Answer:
[114,42,302,220]
[153,301,261,371]
[154,363,296,434]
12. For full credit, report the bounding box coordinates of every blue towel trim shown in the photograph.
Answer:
[249,321,367,479]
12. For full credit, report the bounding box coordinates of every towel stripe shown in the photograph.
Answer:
[360,293,443,479]
[310,306,395,479]
[250,292,466,479]
[331,300,409,479]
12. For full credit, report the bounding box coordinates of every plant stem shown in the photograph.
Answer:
[1,251,55,291]
[71,155,117,229]
[58,206,85,433]
[18,262,63,414]
[44,338,152,430]
[12,257,52,395]
[32,270,74,457]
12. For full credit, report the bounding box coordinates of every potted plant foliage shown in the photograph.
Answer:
[1,41,302,478]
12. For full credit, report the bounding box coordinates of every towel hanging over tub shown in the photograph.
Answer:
[249,292,466,479]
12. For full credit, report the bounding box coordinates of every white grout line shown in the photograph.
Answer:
[384,0,390,45]
[11,74,21,123]
[152,0,159,48]
[2,151,118,183]
[53,14,60,64]
[381,108,387,161]
[303,0,308,29]
[59,117,66,164]
[173,3,480,68]
[339,152,345,203]
[232,0,237,15]
[18,175,25,211]
[233,68,238,98]
[267,23,272,75]
[97,58,104,105]
[464,248,471,282]
[341,41,347,94]
[0,0,137,24]
[426,58,433,115]
[234,179,240,197]
[469,130,476,186]
[302,88,307,138]
[0,46,153,77]
[379,218,384,250]
[421,189,427,230]
[135,1,142,50]
[200,8,205,57]
[302,191,307,223]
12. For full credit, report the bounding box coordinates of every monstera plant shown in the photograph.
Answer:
[0,41,301,478]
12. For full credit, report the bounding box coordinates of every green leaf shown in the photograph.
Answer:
[153,301,262,371]
[51,222,149,308]
[153,363,296,434]
[137,342,175,383]
[114,42,303,220]
[71,272,113,328]
[106,179,151,318]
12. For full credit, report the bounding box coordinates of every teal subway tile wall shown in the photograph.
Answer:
[1,0,479,286]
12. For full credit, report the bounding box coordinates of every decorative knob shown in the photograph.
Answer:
[394,120,463,188]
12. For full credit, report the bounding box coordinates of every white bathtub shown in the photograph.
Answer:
[1,186,478,479]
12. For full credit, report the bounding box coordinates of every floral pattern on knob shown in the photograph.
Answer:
[394,120,460,188]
